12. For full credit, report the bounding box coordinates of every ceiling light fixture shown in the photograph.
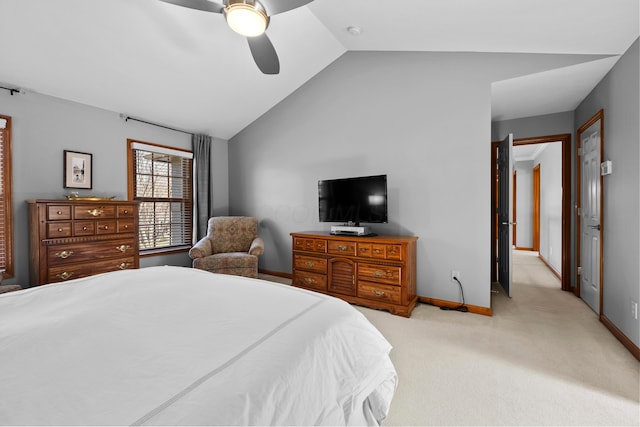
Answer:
[225,0,269,37]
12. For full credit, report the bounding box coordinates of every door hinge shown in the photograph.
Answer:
[577,147,582,156]
[577,266,582,275]
[577,207,581,216]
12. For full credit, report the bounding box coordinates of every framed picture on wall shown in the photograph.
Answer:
[64,150,92,189]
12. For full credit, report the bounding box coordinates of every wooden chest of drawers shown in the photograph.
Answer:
[291,232,418,317]
[27,199,140,286]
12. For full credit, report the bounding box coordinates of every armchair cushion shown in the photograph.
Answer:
[192,252,258,278]
[209,216,258,254]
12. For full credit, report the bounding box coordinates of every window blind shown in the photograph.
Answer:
[0,120,6,269]
[0,115,13,274]
[130,141,193,252]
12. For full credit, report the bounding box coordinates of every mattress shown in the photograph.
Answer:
[0,266,397,425]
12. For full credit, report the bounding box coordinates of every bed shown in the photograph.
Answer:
[0,266,397,426]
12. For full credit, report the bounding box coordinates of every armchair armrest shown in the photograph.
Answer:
[249,237,264,257]
[189,237,213,259]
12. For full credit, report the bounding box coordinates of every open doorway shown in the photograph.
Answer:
[513,143,562,281]
[491,133,572,292]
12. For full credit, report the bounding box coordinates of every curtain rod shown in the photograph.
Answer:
[120,114,194,136]
[0,85,23,96]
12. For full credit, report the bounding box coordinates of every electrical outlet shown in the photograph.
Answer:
[451,270,460,282]
[632,301,638,320]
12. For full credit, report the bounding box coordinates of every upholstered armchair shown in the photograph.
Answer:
[188,216,264,278]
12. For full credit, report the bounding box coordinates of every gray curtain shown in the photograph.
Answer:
[192,134,212,240]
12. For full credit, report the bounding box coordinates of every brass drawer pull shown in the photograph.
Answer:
[374,271,385,278]
[374,249,382,254]
[372,289,385,297]
[304,277,316,285]
[55,250,74,259]
[56,210,62,215]
[122,225,129,230]
[117,262,130,270]
[87,209,103,217]
[57,228,63,232]
[337,245,347,251]
[123,210,129,214]
[82,226,88,231]
[56,272,74,280]
[304,261,315,268]
[102,225,109,230]
[116,245,131,252]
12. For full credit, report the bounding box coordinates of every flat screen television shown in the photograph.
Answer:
[318,174,388,225]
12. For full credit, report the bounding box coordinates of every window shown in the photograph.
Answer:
[127,139,193,254]
[0,115,13,276]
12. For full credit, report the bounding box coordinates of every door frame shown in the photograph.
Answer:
[575,109,604,312]
[491,133,571,291]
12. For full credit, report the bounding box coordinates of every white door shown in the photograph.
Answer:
[497,134,514,297]
[580,130,601,313]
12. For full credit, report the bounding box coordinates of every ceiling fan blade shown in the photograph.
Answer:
[259,0,314,16]
[247,34,280,75]
[158,0,224,13]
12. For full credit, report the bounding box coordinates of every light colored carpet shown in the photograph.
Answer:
[262,252,640,425]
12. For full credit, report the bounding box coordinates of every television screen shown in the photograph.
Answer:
[318,174,388,224]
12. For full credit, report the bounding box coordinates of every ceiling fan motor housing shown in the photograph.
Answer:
[224,0,270,37]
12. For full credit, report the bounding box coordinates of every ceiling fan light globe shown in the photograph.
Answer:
[225,3,268,37]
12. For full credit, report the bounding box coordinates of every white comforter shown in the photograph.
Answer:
[0,266,396,426]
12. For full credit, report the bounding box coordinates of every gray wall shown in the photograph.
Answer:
[575,38,639,347]
[228,51,602,309]
[492,111,575,141]
[535,143,563,273]
[0,90,229,286]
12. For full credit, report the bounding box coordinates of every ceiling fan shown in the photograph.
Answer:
[159,0,314,74]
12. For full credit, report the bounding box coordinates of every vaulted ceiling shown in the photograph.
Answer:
[1,0,638,139]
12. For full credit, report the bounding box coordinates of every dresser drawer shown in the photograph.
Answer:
[47,205,71,221]
[47,223,72,238]
[95,219,117,234]
[294,255,327,274]
[118,219,135,233]
[117,205,136,218]
[357,243,372,257]
[385,245,403,261]
[358,281,401,305]
[371,244,387,259]
[74,205,116,219]
[47,239,137,265]
[294,237,327,253]
[358,263,401,286]
[74,221,95,236]
[47,256,136,283]
[293,271,327,291]
[359,244,403,260]
[327,240,356,256]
